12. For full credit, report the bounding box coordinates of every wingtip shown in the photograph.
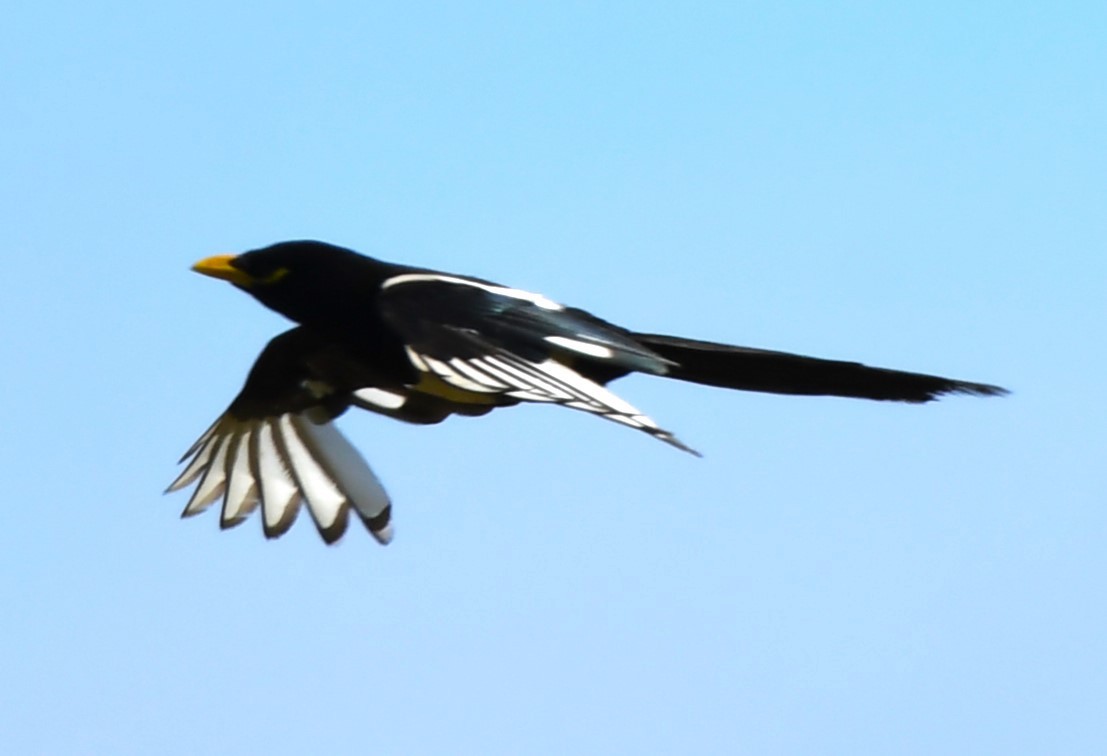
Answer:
[179,504,207,520]
[314,506,351,546]
[261,497,301,540]
[371,523,394,545]
[359,504,394,545]
[219,514,251,530]
[661,433,702,458]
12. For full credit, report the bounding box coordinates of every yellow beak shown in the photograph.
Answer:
[191,254,254,287]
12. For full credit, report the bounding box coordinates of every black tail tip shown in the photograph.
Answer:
[938,381,1010,401]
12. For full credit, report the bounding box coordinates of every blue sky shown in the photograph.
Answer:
[2,2,1104,754]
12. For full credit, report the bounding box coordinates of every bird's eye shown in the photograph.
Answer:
[259,267,290,285]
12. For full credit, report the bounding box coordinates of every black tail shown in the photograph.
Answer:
[633,333,1008,404]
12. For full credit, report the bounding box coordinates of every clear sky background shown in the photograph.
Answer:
[2,2,1104,754]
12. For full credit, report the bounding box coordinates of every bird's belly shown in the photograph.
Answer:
[410,372,503,406]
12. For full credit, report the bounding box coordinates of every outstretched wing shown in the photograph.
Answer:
[166,328,393,544]
[378,273,699,455]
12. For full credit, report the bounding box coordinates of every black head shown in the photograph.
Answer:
[192,240,386,327]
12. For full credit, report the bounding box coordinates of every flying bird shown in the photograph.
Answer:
[168,240,1007,544]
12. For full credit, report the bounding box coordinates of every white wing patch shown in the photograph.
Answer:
[353,387,407,410]
[403,346,700,455]
[382,273,565,311]
[544,335,616,359]
[167,412,393,544]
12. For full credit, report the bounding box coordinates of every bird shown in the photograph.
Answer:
[168,240,1007,545]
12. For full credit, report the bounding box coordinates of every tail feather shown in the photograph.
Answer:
[634,333,1008,404]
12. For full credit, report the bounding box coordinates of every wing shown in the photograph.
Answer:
[378,273,699,455]
[166,328,394,544]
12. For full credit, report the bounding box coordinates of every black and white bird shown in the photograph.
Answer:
[168,240,1007,544]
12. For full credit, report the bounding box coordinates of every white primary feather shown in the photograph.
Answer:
[293,417,392,543]
[253,419,301,533]
[277,414,346,531]
[221,427,259,527]
[182,434,230,516]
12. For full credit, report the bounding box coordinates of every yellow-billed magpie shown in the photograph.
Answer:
[168,240,1007,544]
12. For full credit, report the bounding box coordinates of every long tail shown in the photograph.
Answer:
[633,333,1008,403]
